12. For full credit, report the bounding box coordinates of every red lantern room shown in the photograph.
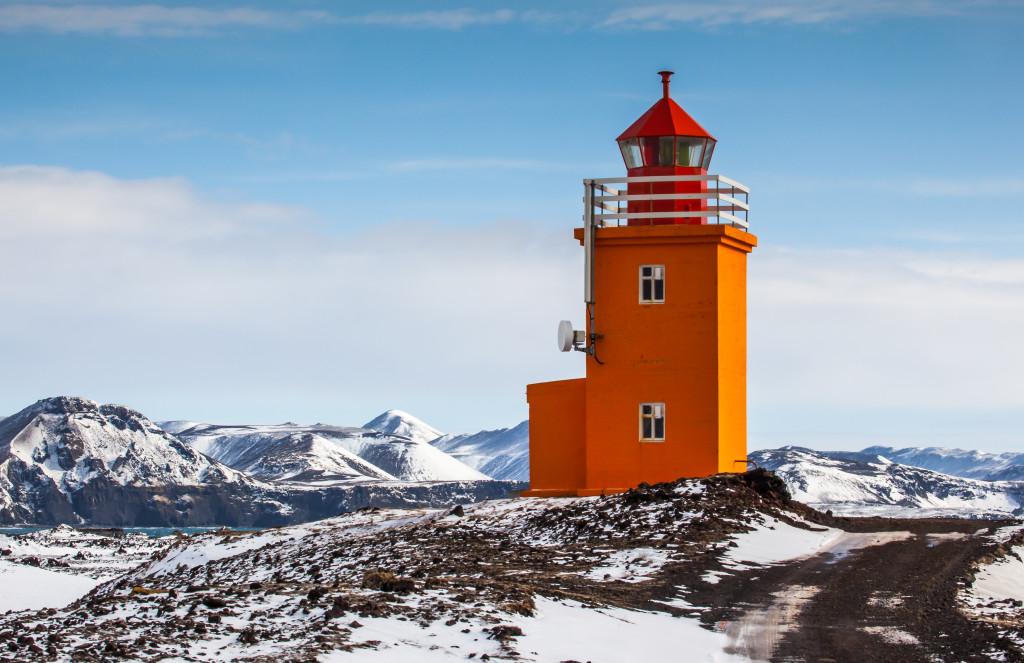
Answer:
[616,71,716,225]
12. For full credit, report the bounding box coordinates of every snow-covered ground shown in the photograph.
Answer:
[319,596,746,663]
[0,524,168,579]
[0,559,101,612]
[0,524,171,613]
[957,528,1024,654]
[721,516,844,568]
[0,473,1018,661]
[0,474,800,660]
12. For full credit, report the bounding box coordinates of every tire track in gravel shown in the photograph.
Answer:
[724,532,913,662]
[679,519,1024,663]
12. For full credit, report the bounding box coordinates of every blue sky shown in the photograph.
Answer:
[1,1,1023,452]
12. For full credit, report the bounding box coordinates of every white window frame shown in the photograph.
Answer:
[639,265,665,304]
[639,402,665,441]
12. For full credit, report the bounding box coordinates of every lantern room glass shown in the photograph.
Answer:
[702,140,716,169]
[618,136,713,169]
[676,137,707,168]
[619,139,642,169]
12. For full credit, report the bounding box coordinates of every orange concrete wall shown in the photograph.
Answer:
[577,225,756,490]
[716,237,752,474]
[523,378,586,495]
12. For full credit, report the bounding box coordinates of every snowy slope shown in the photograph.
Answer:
[179,421,486,483]
[751,447,1024,517]
[854,446,1024,481]
[430,420,529,480]
[156,420,202,436]
[362,409,443,443]
[0,559,101,612]
[179,424,398,483]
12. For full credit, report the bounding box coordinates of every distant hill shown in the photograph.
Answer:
[431,420,529,481]
[176,418,487,484]
[751,446,1024,518]
[362,409,444,444]
[851,445,1024,482]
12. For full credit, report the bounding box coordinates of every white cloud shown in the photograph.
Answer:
[0,166,582,428]
[387,158,561,172]
[0,1,999,37]
[0,5,331,36]
[0,165,302,240]
[601,0,978,29]
[3,165,1022,432]
[339,9,516,30]
[750,246,1024,410]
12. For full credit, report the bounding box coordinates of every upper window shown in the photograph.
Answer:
[640,265,665,303]
[640,403,665,441]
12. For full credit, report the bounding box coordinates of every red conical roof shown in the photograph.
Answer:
[616,72,715,142]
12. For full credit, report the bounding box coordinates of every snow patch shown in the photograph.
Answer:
[0,559,102,611]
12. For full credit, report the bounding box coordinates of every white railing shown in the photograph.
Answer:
[581,175,750,304]
[584,175,749,229]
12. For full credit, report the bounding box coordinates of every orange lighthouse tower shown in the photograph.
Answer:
[524,72,757,497]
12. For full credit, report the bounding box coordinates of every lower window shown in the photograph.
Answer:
[640,403,665,441]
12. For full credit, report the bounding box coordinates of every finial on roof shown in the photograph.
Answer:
[658,71,674,99]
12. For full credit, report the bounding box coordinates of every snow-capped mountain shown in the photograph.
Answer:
[0,397,282,526]
[176,419,487,483]
[178,424,398,483]
[0,397,518,527]
[851,445,1024,482]
[362,409,443,444]
[750,446,1024,517]
[1,397,246,492]
[430,420,529,481]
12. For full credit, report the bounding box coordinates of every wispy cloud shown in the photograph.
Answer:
[750,246,1024,410]
[600,0,987,29]
[387,157,565,172]
[0,4,331,36]
[339,8,516,30]
[0,2,1004,37]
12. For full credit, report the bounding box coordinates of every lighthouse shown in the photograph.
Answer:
[523,72,757,497]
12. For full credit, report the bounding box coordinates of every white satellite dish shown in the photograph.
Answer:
[557,320,575,352]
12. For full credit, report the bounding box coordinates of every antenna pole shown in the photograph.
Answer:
[582,179,603,361]
[583,179,595,305]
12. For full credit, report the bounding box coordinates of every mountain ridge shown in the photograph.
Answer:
[751,446,1024,518]
[0,397,520,527]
